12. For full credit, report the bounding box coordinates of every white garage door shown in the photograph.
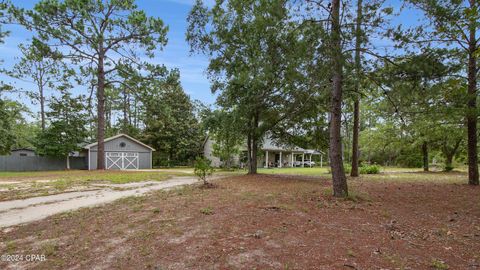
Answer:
[106,152,139,170]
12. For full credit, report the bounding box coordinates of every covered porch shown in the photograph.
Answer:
[260,149,324,168]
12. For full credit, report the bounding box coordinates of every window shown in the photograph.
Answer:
[20,153,27,156]
[119,142,126,148]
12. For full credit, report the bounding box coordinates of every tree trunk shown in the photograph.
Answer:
[351,0,362,177]
[467,0,479,185]
[422,141,428,172]
[247,112,259,174]
[66,155,70,170]
[123,88,129,133]
[39,84,46,131]
[329,0,348,197]
[250,135,258,174]
[96,51,106,170]
[445,151,454,171]
[247,132,252,172]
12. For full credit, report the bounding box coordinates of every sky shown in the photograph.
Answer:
[0,0,423,120]
[0,0,216,117]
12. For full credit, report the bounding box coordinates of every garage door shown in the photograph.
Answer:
[106,152,139,170]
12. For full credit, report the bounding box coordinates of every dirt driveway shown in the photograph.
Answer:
[0,176,207,228]
[0,173,479,269]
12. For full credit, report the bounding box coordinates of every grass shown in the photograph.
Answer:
[258,167,330,176]
[0,170,190,182]
[0,170,192,201]
[431,259,449,270]
[200,206,214,215]
[0,166,468,202]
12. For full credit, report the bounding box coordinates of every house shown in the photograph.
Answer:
[203,135,324,168]
[10,148,36,157]
[83,134,155,170]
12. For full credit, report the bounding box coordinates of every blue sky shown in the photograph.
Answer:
[0,0,216,117]
[0,0,423,119]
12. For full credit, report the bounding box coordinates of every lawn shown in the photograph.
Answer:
[0,170,192,201]
[258,166,330,176]
[0,170,478,269]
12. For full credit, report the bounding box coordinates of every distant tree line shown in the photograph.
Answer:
[0,0,478,197]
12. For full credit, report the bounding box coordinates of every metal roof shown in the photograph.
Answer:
[83,134,156,151]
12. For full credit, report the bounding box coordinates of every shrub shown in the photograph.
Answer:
[359,164,381,174]
[444,165,454,172]
[194,156,214,185]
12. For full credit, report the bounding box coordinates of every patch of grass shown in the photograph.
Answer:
[41,241,59,256]
[259,167,330,176]
[322,187,333,196]
[200,207,214,215]
[380,209,391,219]
[152,208,161,214]
[347,249,356,257]
[431,259,449,270]
[175,185,195,196]
[346,190,371,202]
[5,241,16,252]
[0,170,190,184]
[117,195,147,207]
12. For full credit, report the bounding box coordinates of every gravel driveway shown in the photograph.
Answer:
[0,176,204,228]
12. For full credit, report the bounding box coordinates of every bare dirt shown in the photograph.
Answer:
[0,173,479,269]
[0,176,204,228]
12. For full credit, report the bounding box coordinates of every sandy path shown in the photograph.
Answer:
[0,176,203,228]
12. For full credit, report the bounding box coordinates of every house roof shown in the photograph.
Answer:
[83,134,156,151]
[304,149,324,155]
[11,148,35,152]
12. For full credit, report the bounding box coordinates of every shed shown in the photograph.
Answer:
[84,134,155,170]
[10,148,36,157]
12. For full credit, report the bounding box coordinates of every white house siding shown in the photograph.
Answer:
[204,136,322,168]
[203,138,222,167]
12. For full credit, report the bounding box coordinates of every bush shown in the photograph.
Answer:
[359,164,381,174]
[444,165,454,172]
[194,156,214,185]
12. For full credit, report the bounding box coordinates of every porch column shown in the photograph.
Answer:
[309,154,312,167]
[265,151,269,168]
[291,152,294,167]
[279,152,282,168]
[320,155,323,168]
[302,153,305,167]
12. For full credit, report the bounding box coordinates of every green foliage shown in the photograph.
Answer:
[430,259,449,270]
[35,92,88,161]
[359,165,381,174]
[200,207,213,215]
[194,156,214,185]
[13,0,170,169]
[9,42,74,130]
[203,110,243,169]
[444,166,454,172]
[0,99,15,154]
[143,72,203,167]
[187,0,318,173]
[0,99,30,154]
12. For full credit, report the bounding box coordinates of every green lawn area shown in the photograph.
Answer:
[258,166,467,184]
[258,166,330,176]
[0,170,193,201]
[0,170,191,183]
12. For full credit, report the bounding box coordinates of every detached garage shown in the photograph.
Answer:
[84,134,155,170]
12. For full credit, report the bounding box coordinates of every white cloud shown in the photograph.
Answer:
[164,0,215,7]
